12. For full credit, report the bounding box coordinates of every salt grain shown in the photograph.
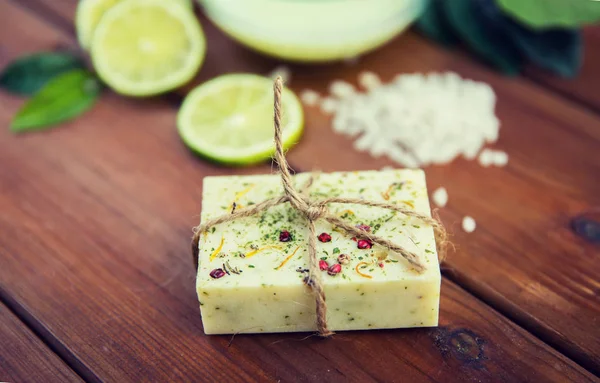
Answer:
[358,71,382,90]
[330,80,356,99]
[462,216,476,233]
[432,187,448,208]
[300,90,320,106]
[493,151,509,167]
[320,97,338,114]
[478,149,494,167]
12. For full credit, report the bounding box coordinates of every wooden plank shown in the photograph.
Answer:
[524,27,600,112]
[0,302,83,383]
[0,1,597,382]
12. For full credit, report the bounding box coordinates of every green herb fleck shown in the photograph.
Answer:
[358,256,363,260]
[425,249,434,254]
[320,256,327,260]
[248,265,255,268]
[322,250,329,255]
[211,227,216,233]
[358,188,365,193]
[412,225,420,229]
[333,247,340,254]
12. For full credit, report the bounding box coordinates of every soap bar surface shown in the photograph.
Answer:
[196,169,440,334]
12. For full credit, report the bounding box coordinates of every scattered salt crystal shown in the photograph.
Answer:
[462,216,476,233]
[320,97,338,114]
[300,90,320,106]
[323,72,500,168]
[432,187,448,208]
[493,150,509,167]
[268,65,291,84]
[330,81,356,99]
[358,71,382,91]
[478,149,494,167]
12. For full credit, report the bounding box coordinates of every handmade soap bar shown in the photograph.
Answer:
[196,169,440,334]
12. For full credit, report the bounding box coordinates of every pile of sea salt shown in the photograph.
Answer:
[304,72,501,168]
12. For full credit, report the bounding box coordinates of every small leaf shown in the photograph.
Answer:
[442,0,522,75]
[416,0,460,46]
[11,69,101,133]
[0,52,85,95]
[496,0,600,29]
[476,0,582,77]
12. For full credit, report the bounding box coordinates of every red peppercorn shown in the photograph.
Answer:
[279,230,292,242]
[378,262,385,268]
[356,224,371,232]
[351,237,357,242]
[327,263,342,276]
[210,268,226,279]
[319,260,329,270]
[318,232,332,242]
[357,239,373,249]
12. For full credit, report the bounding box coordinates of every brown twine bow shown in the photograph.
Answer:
[192,76,447,337]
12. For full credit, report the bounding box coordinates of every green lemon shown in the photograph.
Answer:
[90,0,204,96]
[76,0,193,50]
[177,74,304,166]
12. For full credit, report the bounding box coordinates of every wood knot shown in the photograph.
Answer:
[431,327,486,367]
[571,210,600,243]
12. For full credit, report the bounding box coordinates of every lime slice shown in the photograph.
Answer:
[76,0,193,50]
[177,74,304,165]
[90,0,205,96]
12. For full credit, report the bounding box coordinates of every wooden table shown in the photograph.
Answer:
[1,1,599,382]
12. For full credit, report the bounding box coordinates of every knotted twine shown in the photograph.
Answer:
[192,76,447,337]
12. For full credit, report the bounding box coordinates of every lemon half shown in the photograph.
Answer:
[177,74,304,166]
[90,0,204,96]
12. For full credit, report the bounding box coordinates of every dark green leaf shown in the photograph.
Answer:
[476,0,582,77]
[442,0,522,75]
[0,52,85,95]
[415,0,460,46]
[11,69,101,133]
[496,0,600,29]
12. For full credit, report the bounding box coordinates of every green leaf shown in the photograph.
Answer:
[11,69,101,133]
[496,0,600,29]
[476,0,582,77]
[416,0,460,46]
[442,0,522,75]
[0,52,85,95]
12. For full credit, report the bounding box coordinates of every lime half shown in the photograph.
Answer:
[76,0,193,50]
[90,0,205,96]
[177,74,304,165]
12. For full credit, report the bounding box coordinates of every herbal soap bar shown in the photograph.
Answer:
[196,169,440,334]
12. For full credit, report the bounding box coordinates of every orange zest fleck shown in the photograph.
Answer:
[275,246,301,270]
[381,183,396,200]
[244,245,282,258]
[228,184,256,211]
[209,236,225,262]
[401,200,415,209]
[355,262,373,279]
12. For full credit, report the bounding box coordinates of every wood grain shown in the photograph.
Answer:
[0,1,598,382]
[0,302,83,383]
